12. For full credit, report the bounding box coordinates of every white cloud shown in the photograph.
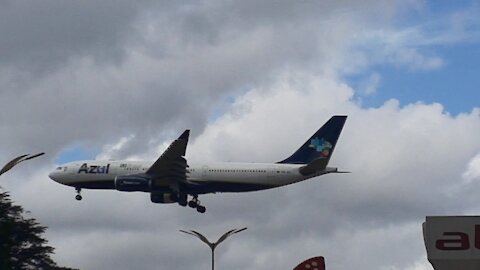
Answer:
[186,71,480,270]
[344,3,480,74]
[96,135,135,160]
[349,29,446,72]
[403,260,434,270]
[189,71,355,163]
[462,153,480,183]
[387,47,444,71]
[362,72,382,95]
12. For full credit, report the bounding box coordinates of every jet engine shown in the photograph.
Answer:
[150,192,177,204]
[114,176,151,192]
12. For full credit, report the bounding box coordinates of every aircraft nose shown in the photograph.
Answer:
[48,171,60,182]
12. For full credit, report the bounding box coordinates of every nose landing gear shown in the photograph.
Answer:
[75,187,82,201]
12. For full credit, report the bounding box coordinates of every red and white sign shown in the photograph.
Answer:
[423,216,480,270]
[293,256,325,270]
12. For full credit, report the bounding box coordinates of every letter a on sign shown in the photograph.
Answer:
[436,232,470,250]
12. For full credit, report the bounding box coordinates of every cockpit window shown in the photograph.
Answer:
[56,167,67,172]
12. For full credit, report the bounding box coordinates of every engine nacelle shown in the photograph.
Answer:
[150,192,177,204]
[114,176,151,192]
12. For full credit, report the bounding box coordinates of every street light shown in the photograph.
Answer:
[0,153,45,176]
[180,227,247,270]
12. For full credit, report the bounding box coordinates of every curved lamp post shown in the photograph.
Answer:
[0,153,45,176]
[180,227,247,270]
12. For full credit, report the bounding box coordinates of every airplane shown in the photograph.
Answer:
[49,116,347,213]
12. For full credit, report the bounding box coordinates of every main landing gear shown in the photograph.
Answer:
[188,195,206,213]
[75,187,82,201]
[177,193,188,207]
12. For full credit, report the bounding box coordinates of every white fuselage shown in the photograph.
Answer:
[48,160,314,194]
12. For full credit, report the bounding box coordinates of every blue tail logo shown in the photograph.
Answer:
[278,115,347,164]
[309,137,333,157]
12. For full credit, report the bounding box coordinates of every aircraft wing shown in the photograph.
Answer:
[146,130,190,184]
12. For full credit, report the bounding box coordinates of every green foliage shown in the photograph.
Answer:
[0,191,77,270]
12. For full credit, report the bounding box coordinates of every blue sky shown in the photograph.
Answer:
[347,0,480,114]
[349,43,480,114]
[374,44,479,114]
[55,145,99,164]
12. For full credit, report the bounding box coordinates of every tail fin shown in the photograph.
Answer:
[278,115,347,164]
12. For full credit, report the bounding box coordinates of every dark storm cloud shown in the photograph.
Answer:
[0,0,390,160]
[0,0,152,73]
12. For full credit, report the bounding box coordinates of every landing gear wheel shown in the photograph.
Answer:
[189,195,199,208]
[188,195,205,213]
[75,187,82,201]
[196,205,206,213]
[188,200,198,208]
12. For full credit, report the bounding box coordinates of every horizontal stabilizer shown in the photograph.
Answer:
[299,157,328,176]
